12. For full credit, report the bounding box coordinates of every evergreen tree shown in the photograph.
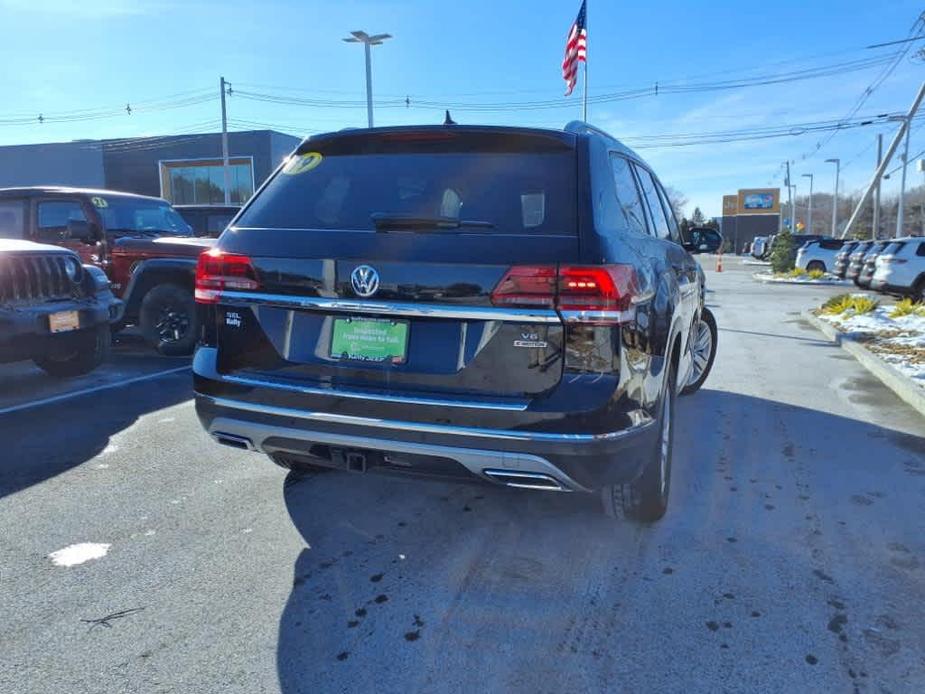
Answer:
[770,229,795,273]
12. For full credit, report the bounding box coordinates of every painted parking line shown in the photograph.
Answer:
[0,366,191,417]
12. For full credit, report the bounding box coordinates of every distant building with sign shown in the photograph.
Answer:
[720,188,781,253]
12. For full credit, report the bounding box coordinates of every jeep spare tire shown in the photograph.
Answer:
[140,283,199,356]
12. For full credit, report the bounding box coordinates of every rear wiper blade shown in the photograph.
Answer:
[370,213,494,231]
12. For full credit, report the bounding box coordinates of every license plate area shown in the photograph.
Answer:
[330,317,409,364]
[48,310,80,334]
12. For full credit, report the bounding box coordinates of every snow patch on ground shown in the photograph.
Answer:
[819,307,925,387]
[754,272,851,286]
[48,542,111,567]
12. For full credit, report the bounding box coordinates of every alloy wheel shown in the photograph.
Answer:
[686,319,713,387]
[155,305,190,343]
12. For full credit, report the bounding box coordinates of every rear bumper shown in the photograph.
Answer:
[870,278,910,294]
[194,386,658,493]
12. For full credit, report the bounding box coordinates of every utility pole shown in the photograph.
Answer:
[802,173,814,234]
[872,134,883,239]
[343,31,392,128]
[842,81,925,238]
[785,161,793,232]
[825,158,840,237]
[220,76,231,205]
[897,117,911,238]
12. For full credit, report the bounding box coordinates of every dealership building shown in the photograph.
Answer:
[0,130,302,204]
[719,188,781,253]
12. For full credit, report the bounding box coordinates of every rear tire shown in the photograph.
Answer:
[139,284,199,356]
[34,324,111,378]
[600,359,676,522]
[806,260,825,273]
[914,277,925,303]
[681,308,717,396]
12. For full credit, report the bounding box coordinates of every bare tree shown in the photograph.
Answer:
[664,186,688,220]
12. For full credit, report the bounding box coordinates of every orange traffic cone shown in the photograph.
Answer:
[716,252,723,272]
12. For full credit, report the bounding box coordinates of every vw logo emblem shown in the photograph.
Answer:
[350,265,380,298]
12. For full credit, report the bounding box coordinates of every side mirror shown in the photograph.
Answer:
[66,219,98,244]
[682,241,701,254]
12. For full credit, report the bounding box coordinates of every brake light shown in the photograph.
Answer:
[195,249,259,304]
[491,264,640,323]
[489,265,557,307]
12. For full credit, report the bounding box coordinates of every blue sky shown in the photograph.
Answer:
[0,0,923,217]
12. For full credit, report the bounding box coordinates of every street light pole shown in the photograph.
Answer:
[802,173,813,234]
[825,158,840,236]
[343,30,392,128]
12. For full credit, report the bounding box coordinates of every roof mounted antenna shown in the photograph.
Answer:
[444,110,456,126]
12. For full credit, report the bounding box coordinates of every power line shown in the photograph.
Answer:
[231,53,898,114]
[798,11,925,163]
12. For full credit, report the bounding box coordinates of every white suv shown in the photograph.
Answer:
[870,237,925,300]
[796,238,846,273]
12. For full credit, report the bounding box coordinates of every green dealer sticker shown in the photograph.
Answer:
[330,318,409,364]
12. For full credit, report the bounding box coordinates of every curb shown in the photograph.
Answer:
[804,311,925,418]
[754,273,852,286]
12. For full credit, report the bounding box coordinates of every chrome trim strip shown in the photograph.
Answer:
[204,395,654,442]
[216,291,562,323]
[219,372,529,411]
[207,416,589,492]
[560,309,636,323]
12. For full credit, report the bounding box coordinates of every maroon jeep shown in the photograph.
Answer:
[0,187,214,355]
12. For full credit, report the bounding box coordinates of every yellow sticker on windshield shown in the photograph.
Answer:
[283,152,323,175]
[91,196,108,208]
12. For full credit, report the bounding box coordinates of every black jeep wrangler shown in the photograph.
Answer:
[0,239,121,377]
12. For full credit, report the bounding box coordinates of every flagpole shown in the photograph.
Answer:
[582,0,588,121]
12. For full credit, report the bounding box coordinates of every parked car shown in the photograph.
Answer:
[685,226,723,254]
[175,204,241,237]
[0,239,120,377]
[833,241,860,278]
[795,238,845,273]
[0,187,213,355]
[193,122,719,522]
[845,241,874,283]
[856,240,889,288]
[751,236,768,259]
[870,237,925,299]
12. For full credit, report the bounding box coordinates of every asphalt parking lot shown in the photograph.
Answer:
[2,258,924,693]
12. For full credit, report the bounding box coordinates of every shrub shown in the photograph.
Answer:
[890,298,918,318]
[890,298,925,318]
[851,296,878,314]
[770,229,795,273]
[807,269,825,280]
[821,294,854,315]
[787,267,807,278]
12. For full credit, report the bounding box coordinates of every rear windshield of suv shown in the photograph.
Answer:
[238,133,577,235]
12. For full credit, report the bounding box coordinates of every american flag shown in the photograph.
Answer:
[562,0,587,96]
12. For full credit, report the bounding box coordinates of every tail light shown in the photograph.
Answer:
[491,264,641,324]
[195,249,259,304]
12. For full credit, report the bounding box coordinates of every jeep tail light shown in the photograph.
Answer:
[195,249,259,304]
[491,264,641,324]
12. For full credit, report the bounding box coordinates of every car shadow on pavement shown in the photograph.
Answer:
[0,371,192,499]
[273,390,925,693]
